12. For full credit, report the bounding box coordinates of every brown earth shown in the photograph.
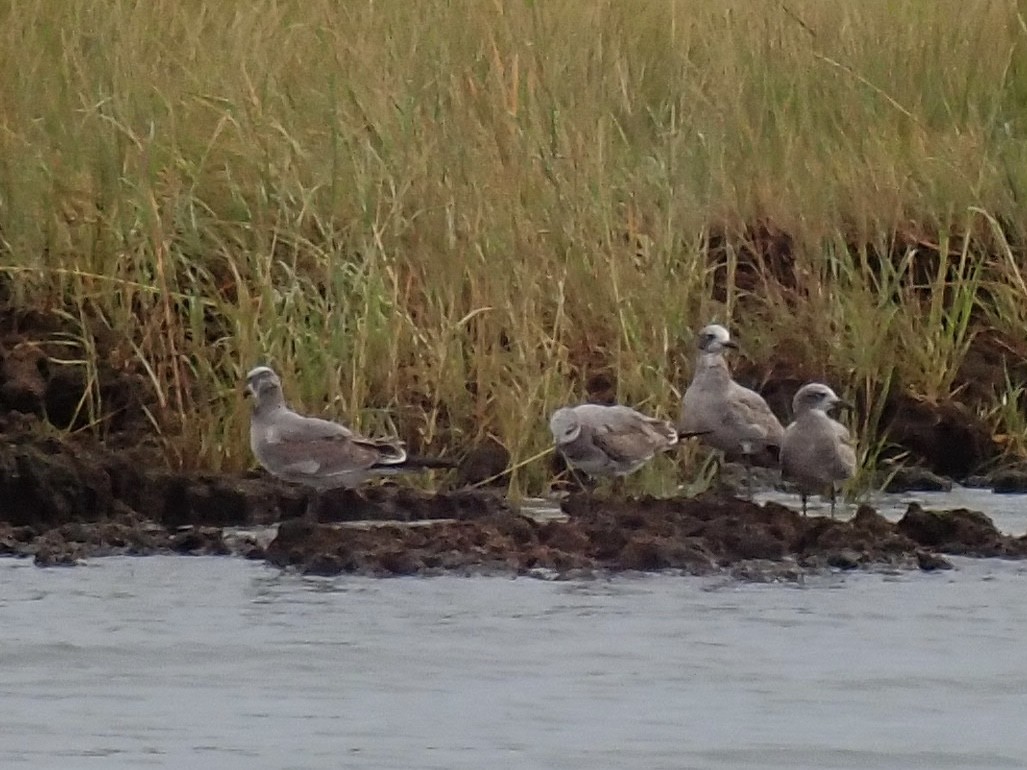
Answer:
[265,494,1027,579]
[1,291,1022,484]
[2,415,1026,578]
[3,297,1027,577]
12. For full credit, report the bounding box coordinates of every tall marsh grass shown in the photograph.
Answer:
[2,0,1026,492]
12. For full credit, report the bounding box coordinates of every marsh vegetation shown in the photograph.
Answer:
[2,0,1026,495]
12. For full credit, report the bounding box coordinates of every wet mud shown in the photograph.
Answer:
[266,494,1027,579]
[3,302,1027,578]
[2,419,1026,578]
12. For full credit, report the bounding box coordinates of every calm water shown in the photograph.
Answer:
[3,545,1027,769]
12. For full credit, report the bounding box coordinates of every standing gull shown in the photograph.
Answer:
[549,403,682,490]
[678,323,784,496]
[245,366,451,517]
[780,382,857,517]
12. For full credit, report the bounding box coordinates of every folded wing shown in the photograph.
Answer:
[590,407,677,463]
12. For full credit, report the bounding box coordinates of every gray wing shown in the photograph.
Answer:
[262,411,406,479]
[272,410,354,442]
[586,406,676,462]
[723,382,785,444]
[259,434,392,479]
[832,421,858,478]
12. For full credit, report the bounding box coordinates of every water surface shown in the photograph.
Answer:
[3,552,1026,769]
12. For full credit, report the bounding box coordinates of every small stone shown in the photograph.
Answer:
[169,527,227,555]
[987,469,1027,495]
[729,559,803,583]
[916,550,953,571]
[826,550,861,570]
[303,554,346,576]
[882,466,953,493]
[33,542,82,567]
[896,503,1003,553]
[377,549,421,576]
[849,505,893,535]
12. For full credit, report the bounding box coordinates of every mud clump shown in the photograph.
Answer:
[0,417,525,570]
[0,418,291,565]
[3,302,1027,578]
[314,485,511,523]
[262,494,1027,579]
[971,467,1027,495]
[0,429,291,532]
[266,512,548,577]
[3,412,1027,579]
[895,503,1026,558]
[0,326,150,435]
[880,466,953,493]
[0,511,239,567]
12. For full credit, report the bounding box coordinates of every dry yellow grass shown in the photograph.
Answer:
[2,0,1026,492]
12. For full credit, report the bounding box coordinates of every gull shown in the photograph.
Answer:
[678,323,785,497]
[245,366,451,517]
[780,382,857,517]
[549,403,699,492]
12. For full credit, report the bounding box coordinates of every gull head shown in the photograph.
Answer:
[792,382,851,415]
[244,366,283,405]
[549,407,582,445]
[696,323,737,353]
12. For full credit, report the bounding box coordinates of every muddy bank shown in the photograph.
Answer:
[2,409,1027,576]
[264,493,1027,579]
[0,406,289,563]
[2,297,1024,487]
[3,296,1027,576]
[0,416,510,567]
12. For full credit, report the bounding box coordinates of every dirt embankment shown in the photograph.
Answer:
[2,420,1026,577]
[2,298,1027,578]
[265,493,1027,579]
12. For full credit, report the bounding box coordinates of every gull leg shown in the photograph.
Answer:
[800,492,808,517]
[829,486,837,519]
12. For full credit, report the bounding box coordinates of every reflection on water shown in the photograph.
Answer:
[2,553,1027,769]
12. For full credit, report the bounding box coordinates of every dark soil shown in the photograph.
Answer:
[0,292,1019,484]
[264,492,1027,579]
[3,414,1026,578]
[3,300,1027,578]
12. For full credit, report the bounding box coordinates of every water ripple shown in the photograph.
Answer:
[1,555,1025,769]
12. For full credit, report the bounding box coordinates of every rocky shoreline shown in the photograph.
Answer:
[2,420,1026,579]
